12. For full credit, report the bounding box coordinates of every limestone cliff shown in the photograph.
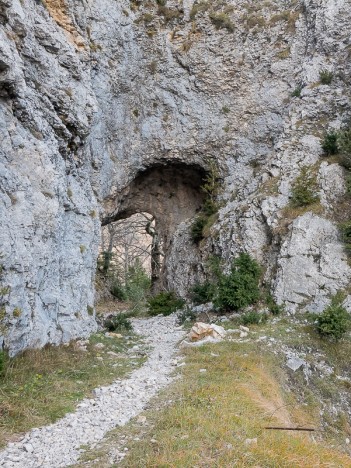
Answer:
[0,0,350,354]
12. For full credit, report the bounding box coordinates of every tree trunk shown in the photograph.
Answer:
[146,218,162,290]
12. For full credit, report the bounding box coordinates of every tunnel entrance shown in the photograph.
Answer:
[98,162,208,303]
[97,212,163,305]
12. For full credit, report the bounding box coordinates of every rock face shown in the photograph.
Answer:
[274,213,351,313]
[0,0,351,354]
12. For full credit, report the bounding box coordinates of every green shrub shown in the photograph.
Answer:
[202,199,218,216]
[147,291,185,316]
[345,173,351,195]
[241,310,267,325]
[319,70,333,85]
[87,305,94,316]
[291,86,302,97]
[124,262,151,303]
[104,314,133,332]
[322,132,338,156]
[209,12,234,32]
[215,253,261,311]
[266,294,284,316]
[110,280,127,301]
[315,302,350,341]
[190,281,215,305]
[190,215,207,243]
[338,128,351,169]
[339,221,351,253]
[0,351,5,377]
[290,167,319,208]
[206,255,222,279]
[269,302,284,316]
[13,307,22,318]
[110,262,150,303]
[177,306,196,325]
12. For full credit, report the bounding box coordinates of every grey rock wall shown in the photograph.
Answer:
[0,0,351,354]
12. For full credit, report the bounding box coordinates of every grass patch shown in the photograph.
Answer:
[276,47,290,60]
[189,1,210,20]
[0,331,145,448]
[291,85,303,97]
[319,70,333,85]
[241,310,267,325]
[290,167,319,208]
[209,12,234,32]
[76,336,351,467]
[274,200,324,236]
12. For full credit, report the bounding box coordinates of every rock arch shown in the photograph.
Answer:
[101,162,208,290]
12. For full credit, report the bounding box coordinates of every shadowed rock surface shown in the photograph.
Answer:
[0,0,351,354]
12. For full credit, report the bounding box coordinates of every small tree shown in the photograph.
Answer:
[338,128,351,169]
[215,253,261,311]
[190,160,221,244]
[316,300,350,341]
[339,221,351,254]
[124,260,151,302]
[190,281,215,305]
[322,132,338,156]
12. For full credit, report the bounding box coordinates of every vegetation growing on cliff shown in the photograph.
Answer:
[190,160,221,244]
[322,125,351,167]
[290,167,320,208]
[189,253,263,313]
[214,253,261,311]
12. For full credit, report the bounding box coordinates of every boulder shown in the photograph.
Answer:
[188,322,226,342]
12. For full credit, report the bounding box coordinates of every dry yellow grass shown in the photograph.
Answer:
[273,200,324,236]
[0,331,144,448]
[76,338,351,467]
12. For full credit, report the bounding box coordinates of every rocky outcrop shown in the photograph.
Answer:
[0,0,350,354]
[274,213,351,312]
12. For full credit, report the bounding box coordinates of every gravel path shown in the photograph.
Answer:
[0,315,185,468]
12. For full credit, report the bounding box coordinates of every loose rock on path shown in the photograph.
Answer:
[0,315,185,468]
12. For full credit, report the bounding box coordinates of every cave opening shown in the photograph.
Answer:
[97,162,208,306]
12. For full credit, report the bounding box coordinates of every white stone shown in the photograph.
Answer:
[286,357,306,372]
